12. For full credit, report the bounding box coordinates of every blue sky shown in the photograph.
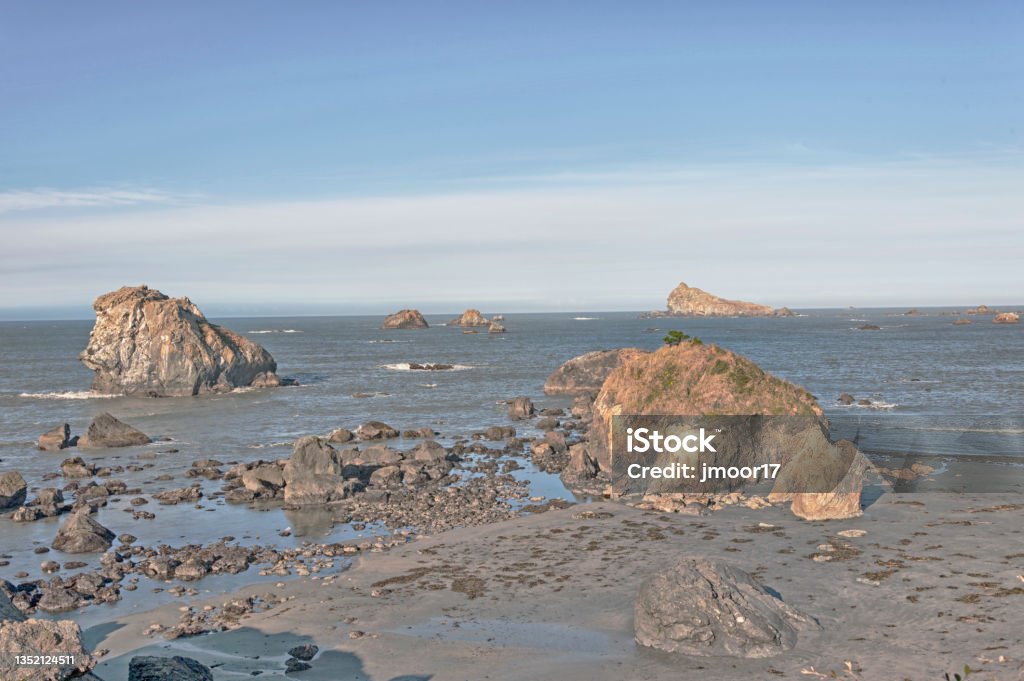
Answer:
[1,1,1021,317]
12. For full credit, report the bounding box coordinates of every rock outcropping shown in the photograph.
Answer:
[587,341,864,519]
[649,282,790,317]
[993,312,1020,324]
[448,309,490,327]
[383,309,429,329]
[634,559,817,657]
[51,509,115,553]
[80,286,279,396]
[543,348,649,395]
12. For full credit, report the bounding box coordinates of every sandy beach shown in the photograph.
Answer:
[86,489,1024,681]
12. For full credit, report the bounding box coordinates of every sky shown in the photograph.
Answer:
[1,1,1021,318]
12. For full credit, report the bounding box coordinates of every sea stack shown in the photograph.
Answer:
[449,309,490,327]
[651,281,790,317]
[383,309,429,329]
[80,285,280,397]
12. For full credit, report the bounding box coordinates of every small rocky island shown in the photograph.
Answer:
[448,309,490,326]
[382,309,429,329]
[80,286,280,397]
[645,281,793,317]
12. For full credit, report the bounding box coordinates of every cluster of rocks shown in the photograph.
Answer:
[38,413,150,452]
[449,308,506,333]
[837,393,878,407]
[80,285,283,396]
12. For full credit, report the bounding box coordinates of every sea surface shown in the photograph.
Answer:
[1,309,1022,625]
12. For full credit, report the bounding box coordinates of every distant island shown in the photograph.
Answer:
[643,281,793,318]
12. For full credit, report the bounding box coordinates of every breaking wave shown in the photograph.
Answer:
[19,391,119,400]
[382,363,472,371]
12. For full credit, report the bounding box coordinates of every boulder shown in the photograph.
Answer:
[327,428,354,443]
[837,393,855,405]
[281,437,354,505]
[241,464,286,497]
[356,421,399,440]
[0,471,27,510]
[288,644,319,661]
[38,424,72,451]
[1,590,24,623]
[858,324,881,331]
[448,309,490,327]
[346,445,404,467]
[369,465,402,488]
[543,348,650,395]
[0,614,96,681]
[773,440,868,521]
[993,312,1020,324]
[409,440,448,463]
[507,396,535,421]
[561,443,599,483]
[51,509,115,553]
[77,413,150,448]
[483,426,516,440]
[61,457,97,479]
[634,559,816,658]
[80,285,278,396]
[128,655,213,681]
[383,309,429,329]
[656,281,786,317]
[487,322,506,334]
[953,318,972,325]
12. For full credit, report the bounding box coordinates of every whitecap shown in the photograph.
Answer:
[248,329,302,334]
[18,391,119,400]
[380,360,471,372]
[573,317,599,320]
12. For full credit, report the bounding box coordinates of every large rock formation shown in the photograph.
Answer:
[77,413,150,448]
[651,282,790,317]
[634,559,817,657]
[80,285,279,396]
[448,309,490,327]
[383,309,429,329]
[543,348,650,395]
[0,471,28,511]
[588,341,864,519]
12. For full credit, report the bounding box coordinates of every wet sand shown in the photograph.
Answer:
[88,490,1024,680]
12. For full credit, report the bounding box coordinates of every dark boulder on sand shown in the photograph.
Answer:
[129,655,213,681]
[634,558,817,657]
[80,285,279,396]
[77,413,150,449]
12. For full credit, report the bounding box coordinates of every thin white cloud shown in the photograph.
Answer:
[0,187,181,214]
[0,157,1021,311]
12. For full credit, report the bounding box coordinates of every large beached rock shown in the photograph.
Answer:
[0,611,96,681]
[507,396,535,420]
[38,424,72,451]
[543,348,650,395]
[0,471,28,510]
[128,655,212,681]
[51,509,115,553]
[651,281,789,317]
[383,309,429,329]
[448,309,490,327]
[80,285,279,396]
[356,421,399,440]
[634,558,816,657]
[77,413,150,448]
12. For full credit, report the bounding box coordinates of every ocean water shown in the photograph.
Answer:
[1,309,1022,624]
